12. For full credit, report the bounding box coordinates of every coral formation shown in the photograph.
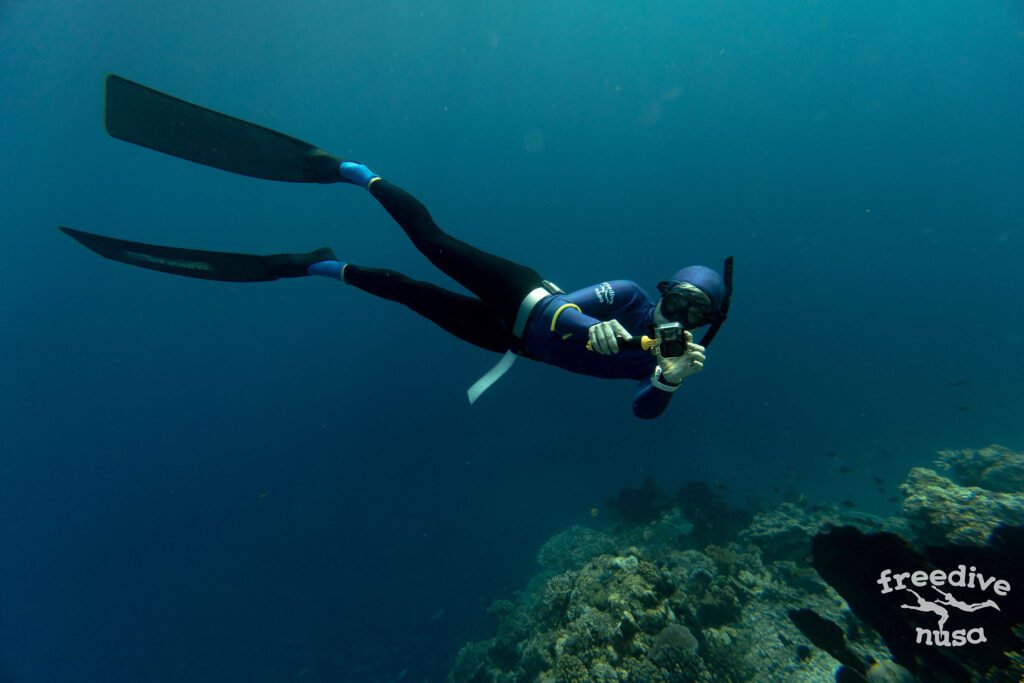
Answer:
[450,445,1024,682]
[450,502,885,681]
[900,467,1024,546]
[934,444,1024,493]
[537,526,617,572]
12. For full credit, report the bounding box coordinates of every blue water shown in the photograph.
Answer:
[2,1,1022,681]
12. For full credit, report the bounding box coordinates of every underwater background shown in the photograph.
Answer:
[1,1,1023,681]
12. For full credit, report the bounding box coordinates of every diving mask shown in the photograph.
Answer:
[657,284,712,327]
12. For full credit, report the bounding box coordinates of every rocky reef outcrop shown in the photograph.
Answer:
[450,488,888,681]
[934,444,1024,493]
[450,446,1024,682]
[900,444,1024,546]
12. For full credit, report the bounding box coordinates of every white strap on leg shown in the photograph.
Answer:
[467,350,519,404]
[466,282,562,405]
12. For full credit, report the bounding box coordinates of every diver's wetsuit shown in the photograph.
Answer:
[343,180,674,419]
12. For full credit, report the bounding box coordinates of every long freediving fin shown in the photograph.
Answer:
[60,227,336,282]
[103,74,343,183]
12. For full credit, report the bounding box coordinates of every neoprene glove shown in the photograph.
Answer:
[658,331,706,383]
[588,320,633,354]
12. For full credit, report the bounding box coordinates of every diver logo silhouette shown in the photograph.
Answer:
[932,588,1000,616]
[879,565,1010,647]
[898,587,998,631]
[899,589,951,631]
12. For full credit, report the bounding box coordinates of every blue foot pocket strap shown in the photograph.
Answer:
[308,260,344,280]
[339,162,380,189]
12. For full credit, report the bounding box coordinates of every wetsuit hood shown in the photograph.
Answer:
[657,258,734,347]
[659,265,726,311]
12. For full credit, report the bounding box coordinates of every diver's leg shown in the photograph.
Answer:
[339,164,545,324]
[341,264,513,353]
[370,179,545,323]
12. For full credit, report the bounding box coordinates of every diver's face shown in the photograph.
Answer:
[655,283,712,328]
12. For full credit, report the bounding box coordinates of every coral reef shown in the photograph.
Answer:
[450,445,1024,682]
[934,444,1024,493]
[537,526,617,573]
[451,501,886,681]
[898,444,1024,546]
[900,468,1024,546]
[738,502,819,563]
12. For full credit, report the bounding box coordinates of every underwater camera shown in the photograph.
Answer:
[584,322,690,357]
[654,323,688,358]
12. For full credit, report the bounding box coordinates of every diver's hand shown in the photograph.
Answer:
[588,320,633,354]
[659,331,706,383]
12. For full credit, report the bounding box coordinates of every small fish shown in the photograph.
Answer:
[887,496,899,503]
[773,487,781,494]
[715,483,727,491]
[841,500,856,508]
[839,466,853,474]
[258,490,270,500]
[948,378,968,387]
[957,405,970,412]
[872,476,884,486]
[430,608,445,622]
[824,450,839,459]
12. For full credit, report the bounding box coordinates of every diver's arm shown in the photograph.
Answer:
[632,376,676,420]
[550,305,603,339]
[551,280,649,342]
[552,308,634,355]
[632,340,706,419]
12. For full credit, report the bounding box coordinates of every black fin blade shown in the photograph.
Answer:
[60,226,279,282]
[103,74,342,183]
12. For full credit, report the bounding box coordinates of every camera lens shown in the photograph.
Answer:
[662,340,686,357]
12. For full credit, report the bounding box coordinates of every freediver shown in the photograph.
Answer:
[62,75,733,419]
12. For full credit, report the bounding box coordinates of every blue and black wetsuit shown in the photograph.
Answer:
[343,180,675,419]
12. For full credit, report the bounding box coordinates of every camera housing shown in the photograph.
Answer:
[655,322,688,358]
